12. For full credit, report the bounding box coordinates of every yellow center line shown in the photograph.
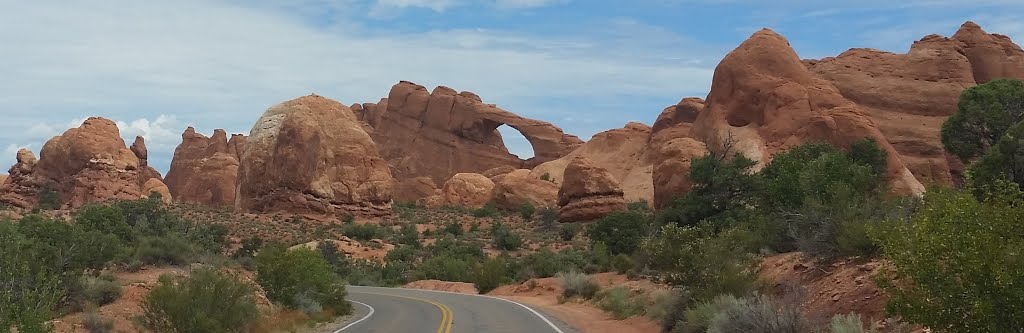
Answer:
[354,292,453,333]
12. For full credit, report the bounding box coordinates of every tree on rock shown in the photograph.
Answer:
[941,79,1024,162]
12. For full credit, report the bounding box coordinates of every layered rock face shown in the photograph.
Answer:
[353,81,582,185]
[236,94,394,217]
[442,173,495,209]
[0,118,169,209]
[691,29,925,195]
[532,122,657,204]
[557,157,627,222]
[164,128,246,205]
[805,21,1024,185]
[491,169,558,210]
[649,98,709,208]
[392,177,440,204]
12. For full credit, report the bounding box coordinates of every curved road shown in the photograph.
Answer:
[336,286,579,333]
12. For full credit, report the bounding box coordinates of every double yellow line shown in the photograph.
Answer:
[361,292,453,333]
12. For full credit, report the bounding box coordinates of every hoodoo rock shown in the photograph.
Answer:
[532,122,656,204]
[236,94,394,217]
[557,157,627,222]
[141,178,173,204]
[131,136,163,186]
[392,177,440,204]
[491,169,558,210]
[0,118,161,209]
[692,29,925,195]
[178,153,239,206]
[165,128,245,205]
[442,173,495,209]
[649,98,709,208]
[354,81,582,185]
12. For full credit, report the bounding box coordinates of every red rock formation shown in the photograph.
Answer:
[165,127,245,205]
[141,178,172,204]
[650,98,709,208]
[806,21,1024,186]
[392,176,440,204]
[131,136,163,186]
[482,166,517,179]
[692,29,925,195]
[0,118,166,209]
[442,173,495,209]
[557,156,627,222]
[354,81,582,185]
[491,169,558,210]
[236,94,394,217]
[178,153,238,206]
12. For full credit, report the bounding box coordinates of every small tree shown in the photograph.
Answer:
[256,245,352,315]
[587,211,651,255]
[141,268,259,333]
[967,121,1024,194]
[518,202,536,221]
[473,256,510,294]
[941,78,1024,162]
[873,185,1024,332]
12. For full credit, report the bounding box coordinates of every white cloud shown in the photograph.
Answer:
[0,0,715,174]
[494,0,566,9]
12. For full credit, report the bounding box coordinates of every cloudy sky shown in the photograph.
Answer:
[3,0,1023,173]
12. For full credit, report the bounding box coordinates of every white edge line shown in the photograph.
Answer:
[334,299,375,332]
[350,286,566,333]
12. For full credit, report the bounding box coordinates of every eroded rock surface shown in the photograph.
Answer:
[557,157,627,222]
[236,94,394,217]
[442,173,495,209]
[491,169,558,210]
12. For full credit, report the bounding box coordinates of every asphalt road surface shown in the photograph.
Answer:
[335,286,579,333]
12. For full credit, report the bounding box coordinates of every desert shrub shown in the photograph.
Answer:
[967,121,1024,194]
[36,184,62,211]
[0,221,65,333]
[141,268,259,333]
[518,202,536,221]
[597,286,646,319]
[83,309,113,333]
[786,191,916,260]
[256,245,352,315]
[587,210,651,255]
[559,223,580,241]
[537,206,559,229]
[693,294,809,333]
[428,236,485,261]
[395,223,420,248]
[77,275,122,307]
[233,237,263,259]
[385,245,417,263]
[640,224,756,302]
[516,248,590,280]
[440,221,464,237]
[76,205,134,243]
[540,173,551,181]
[829,314,874,333]
[557,271,600,300]
[656,150,758,228]
[134,235,195,266]
[872,184,1024,333]
[341,223,384,241]
[414,256,474,282]
[473,256,511,293]
[590,242,611,270]
[611,254,635,274]
[941,78,1024,162]
[472,202,500,218]
[490,222,523,251]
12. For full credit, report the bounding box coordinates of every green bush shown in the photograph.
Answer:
[559,223,580,241]
[611,254,635,274]
[232,237,263,259]
[141,268,259,333]
[77,275,122,307]
[684,294,809,333]
[414,256,474,282]
[472,202,500,218]
[135,235,195,266]
[0,221,65,333]
[490,222,523,251]
[516,248,591,280]
[441,221,464,237]
[385,245,418,263]
[596,286,646,319]
[83,309,113,333]
[872,185,1024,332]
[587,210,651,255]
[341,223,384,241]
[256,245,352,315]
[656,150,758,228]
[640,224,756,302]
[518,202,536,221]
[829,314,873,333]
[473,256,511,294]
[538,206,559,229]
[557,271,600,300]
[967,121,1024,194]
[36,184,61,211]
[941,78,1024,162]
[395,223,420,248]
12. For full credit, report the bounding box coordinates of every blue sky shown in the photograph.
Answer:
[3,0,1023,173]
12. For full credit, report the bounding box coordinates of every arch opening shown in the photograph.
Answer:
[497,124,535,160]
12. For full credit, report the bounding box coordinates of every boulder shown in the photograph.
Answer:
[393,176,439,204]
[177,153,239,206]
[0,149,40,209]
[164,127,243,205]
[141,178,173,204]
[482,166,517,179]
[557,157,627,222]
[491,169,558,210]
[532,122,655,204]
[692,29,924,195]
[236,94,394,217]
[442,173,495,209]
[354,81,582,185]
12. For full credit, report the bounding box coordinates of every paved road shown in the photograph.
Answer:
[336,286,579,333]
